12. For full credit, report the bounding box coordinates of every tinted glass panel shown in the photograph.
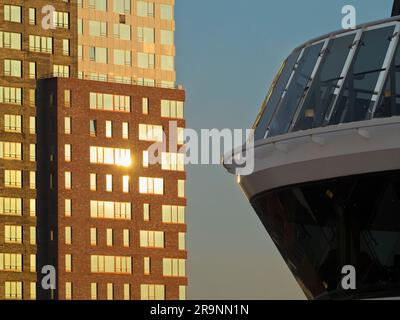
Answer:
[254,50,300,140]
[251,171,400,300]
[268,42,324,137]
[375,40,400,118]
[329,26,395,125]
[293,34,356,131]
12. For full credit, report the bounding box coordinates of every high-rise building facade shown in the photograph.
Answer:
[0,0,186,300]
[0,0,78,300]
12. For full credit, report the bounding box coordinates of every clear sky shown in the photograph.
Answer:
[175,0,393,299]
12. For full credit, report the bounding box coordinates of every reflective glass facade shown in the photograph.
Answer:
[251,171,400,300]
[254,21,400,140]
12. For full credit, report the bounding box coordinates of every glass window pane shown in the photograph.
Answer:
[330,26,395,125]
[268,42,324,137]
[293,33,356,131]
[254,50,301,140]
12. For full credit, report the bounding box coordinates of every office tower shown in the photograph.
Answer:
[0,0,77,300]
[0,0,186,300]
[225,4,400,300]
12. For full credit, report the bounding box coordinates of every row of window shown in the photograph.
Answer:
[0,197,36,217]
[0,142,36,161]
[83,21,173,45]
[65,200,186,227]
[2,225,36,245]
[81,46,174,71]
[78,0,173,21]
[0,253,36,273]
[3,282,36,300]
[3,115,36,134]
[3,5,70,29]
[3,170,36,189]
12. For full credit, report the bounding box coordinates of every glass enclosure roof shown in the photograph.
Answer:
[254,20,400,141]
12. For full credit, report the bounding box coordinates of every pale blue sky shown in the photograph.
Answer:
[175,0,393,299]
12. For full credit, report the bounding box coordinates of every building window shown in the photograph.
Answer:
[65,144,71,162]
[30,283,36,300]
[0,142,22,160]
[144,257,151,275]
[122,122,129,139]
[162,206,185,224]
[65,227,72,245]
[29,35,52,53]
[163,258,186,277]
[30,254,36,272]
[4,59,22,77]
[5,225,22,244]
[90,228,97,246]
[142,98,149,114]
[114,49,131,65]
[139,230,164,248]
[106,174,113,192]
[123,229,130,247]
[30,199,36,217]
[106,228,113,246]
[160,4,173,20]
[63,39,70,56]
[65,171,72,190]
[0,31,21,50]
[137,1,154,17]
[53,64,70,77]
[64,90,71,107]
[90,173,97,191]
[5,282,22,300]
[29,89,36,107]
[29,8,36,25]
[137,27,155,43]
[29,62,36,79]
[29,116,36,134]
[137,52,155,69]
[30,144,36,162]
[4,114,22,133]
[90,92,130,112]
[4,170,22,188]
[0,86,22,105]
[123,284,130,300]
[161,152,185,171]
[65,199,72,217]
[90,146,131,167]
[107,283,113,300]
[143,203,150,221]
[178,180,185,198]
[90,201,131,220]
[30,226,36,245]
[65,282,72,300]
[0,197,22,216]
[138,124,163,142]
[64,117,71,134]
[29,171,36,190]
[91,255,132,274]
[161,30,174,45]
[139,177,164,195]
[90,120,97,136]
[161,100,184,119]
[179,286,187,300]
[89,0,107,11]
[4,5,22,23]
[91,283,97,300]
[89,47,108,63]
[65,254,72,272]
[89,20,107,37]
[113,24,131,40]
[122,176,129,193]
[0,253,22,271]
[140,284,165,300]
[105,121,112,138]
[161,55,174,71]
[179,233,186,251]
[53,11,70,29]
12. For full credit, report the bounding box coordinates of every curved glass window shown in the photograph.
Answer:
[292,33,356,131]
[375,38,400,118]
[251,171,400,300]
[268,42,324,137]
[254,50,301,140]
[329,26,395,125]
